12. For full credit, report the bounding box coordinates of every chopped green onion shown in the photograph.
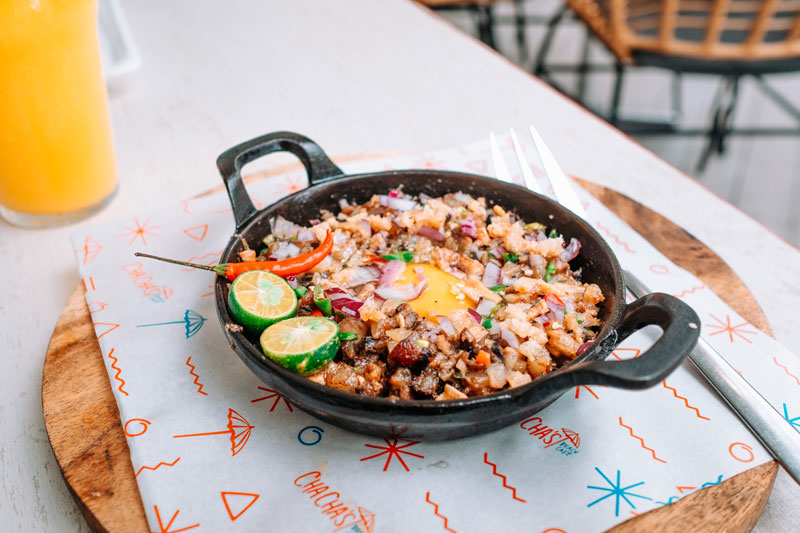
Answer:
[382,250,414,263]
[525,222,546,231]
[487,252,496,259]
[313,286,332,317]
[502,252,519,264]
[414,339,430,348]
[482,317,493,329]
[262,234,276,245]
[545,261,556,283]
[490,285,506,292]
[547,229,559,238]
[258,247,269,256]
[339,332,358,341]
[293,286,308,298]
[577,319,584,325]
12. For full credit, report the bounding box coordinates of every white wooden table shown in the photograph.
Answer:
[1,0,797,530]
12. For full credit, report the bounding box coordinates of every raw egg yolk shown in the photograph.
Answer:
[397,263,475,320]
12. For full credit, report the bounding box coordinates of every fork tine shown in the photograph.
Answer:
[509,128,544,195]
[489,132,513,183]
[528,125,587,218]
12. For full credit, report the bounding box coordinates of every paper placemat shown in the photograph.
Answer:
[71,136,800,532]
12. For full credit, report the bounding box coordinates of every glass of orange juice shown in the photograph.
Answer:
[0,0,117,227]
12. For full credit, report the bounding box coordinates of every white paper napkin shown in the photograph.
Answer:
[72,137,800,532]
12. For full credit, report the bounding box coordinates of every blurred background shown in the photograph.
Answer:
[425,0,800,248]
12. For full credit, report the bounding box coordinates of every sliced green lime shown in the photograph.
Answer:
[259,316,339,375]
[228,271,297,333]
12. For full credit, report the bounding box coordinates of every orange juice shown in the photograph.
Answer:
[0,0,117,224]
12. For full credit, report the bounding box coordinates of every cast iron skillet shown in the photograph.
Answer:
[214,131,700,441]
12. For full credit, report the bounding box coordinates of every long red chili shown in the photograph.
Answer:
[134,230,333,281]
[223,230,333,280]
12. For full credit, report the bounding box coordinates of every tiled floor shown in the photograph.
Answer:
[435,0,800,248]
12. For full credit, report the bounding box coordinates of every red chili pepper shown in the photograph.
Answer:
[310,309,323,317]
[363,254,387,264]
[134,230,333,282]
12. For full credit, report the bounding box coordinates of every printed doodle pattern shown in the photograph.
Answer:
[70,136,800,531]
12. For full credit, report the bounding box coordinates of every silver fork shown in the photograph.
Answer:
[489,126,800,484]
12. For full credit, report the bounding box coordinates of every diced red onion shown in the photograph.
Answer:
[378,260,406,287]
[413,266,424,273]
[326,288,364,318]
[270,216,302,239]
[561,238,581,262]
[344,266,381,288]
[285,276,298,289]
[374,280,427,301]
[338,199,349,210]
[476,298,495,316]
[359,219,372,236]
[565,300,575,314]
[576,341,592,357]
[460,218,478,239]
[418,193,432,204]
[535,230,547,242]
[524,233,535,241]
[481,262,502,288]
[545,294,566,316]
[490,245,507,258]
[488,321,500,335]
[296,229,316,242]
[271,241,301,260]
[454,192,473,204]
[467,309,482,323]
[438,317,456,336]
[416,273,427,281]
[378,195,417,211]
[417,226,446,242]
[499,327,519,349]
[333,232,348,245]
[534,315,549,325]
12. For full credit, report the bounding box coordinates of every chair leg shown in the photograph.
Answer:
[475,4,497,50]
[696,76,739,173]
[576,27,592,102]
[609,63,625,125]
[533,4,568,77]
[514,0,528,66]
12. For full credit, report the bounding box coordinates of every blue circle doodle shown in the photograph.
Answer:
[298,425,324,446]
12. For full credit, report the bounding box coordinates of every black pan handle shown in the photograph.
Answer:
[216,131,345,229]
[536,293,700,392]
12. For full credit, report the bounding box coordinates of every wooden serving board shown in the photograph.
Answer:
[43,176,778,532]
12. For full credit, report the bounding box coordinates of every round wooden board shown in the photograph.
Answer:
[43,177,778,532]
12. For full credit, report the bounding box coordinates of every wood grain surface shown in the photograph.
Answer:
[42,179,778,532]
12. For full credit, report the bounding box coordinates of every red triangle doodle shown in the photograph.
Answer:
[221,491,260,521]
[183,224,209,242]
[676,485,696,494]
[94,322,120,339]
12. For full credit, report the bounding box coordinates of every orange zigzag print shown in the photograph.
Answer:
[185,357,208,395]
[618,418,666,463]
[425,492,456,533]
[772,356,800,387]
[107,348,128,396]
[595,221,636,253]
[673,284,706,298]
[662,380,710,420]
[136,457,181,477]
[483,453,526,501]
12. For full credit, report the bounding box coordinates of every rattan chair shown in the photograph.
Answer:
[534,0,800,170]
